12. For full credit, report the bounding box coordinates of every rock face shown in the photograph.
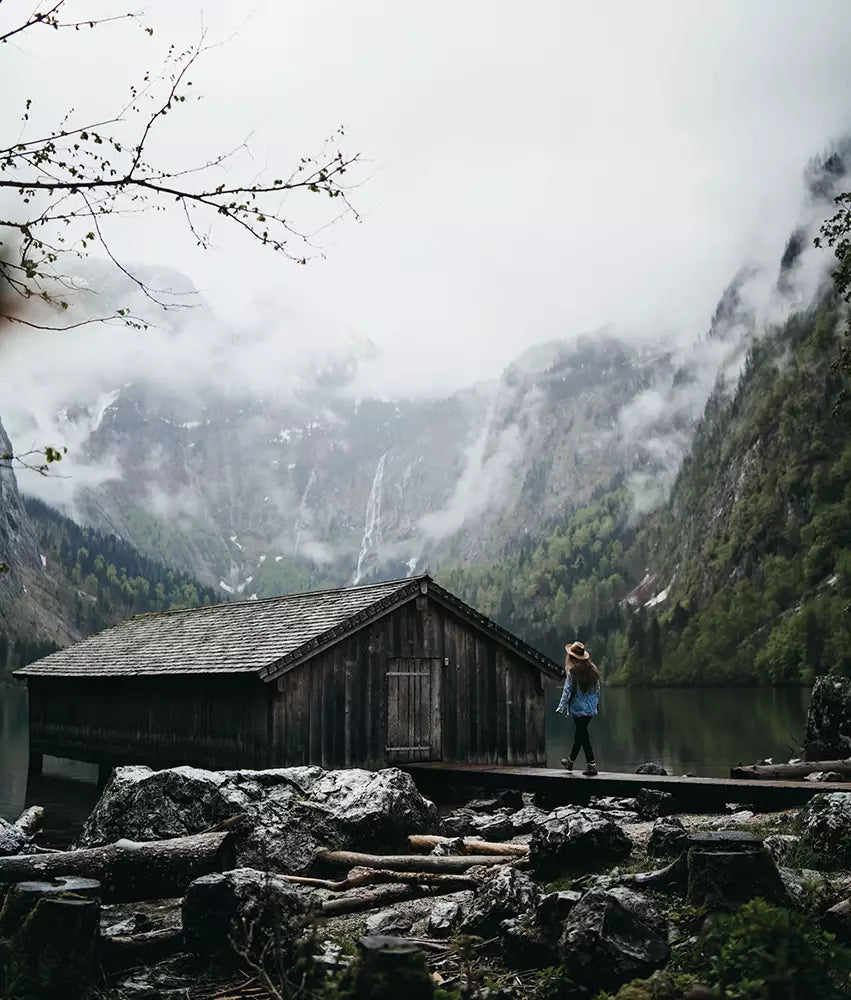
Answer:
[799,792,851,861]
[78,765,437,874]
[805,676,851,761]
[647,817,688,859]
[559,887,669,993]
[529,807,632,871]
[458,866,541,938]
[0,818,27,858]
[635,763,668,776]
[182,868,311,960]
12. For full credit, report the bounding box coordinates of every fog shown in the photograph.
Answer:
[2,0,851,499]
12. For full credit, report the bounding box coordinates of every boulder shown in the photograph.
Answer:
[778,867,836,912]
[559,887,669,993]
[635,789,675,821]
[635,763,668,776]
[77,765,437,874]
[799,792,851,862]
[0,818,26,858]
[427,895,470,937]
[440,808,514,840]
[182,868,311,961]
[365,906,414,936]
[509,805,550,834]
[822,897,851,942]
[647,817,688,859]
[466,790,523,812]
[763,834,801,867]
[804,771,844,783]
[458,866,541,938]
[530,807,632,871]
[804,675,851,760]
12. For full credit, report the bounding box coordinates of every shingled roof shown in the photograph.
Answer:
[16,575,561,681]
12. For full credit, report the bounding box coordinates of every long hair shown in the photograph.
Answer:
[567,653,600,694]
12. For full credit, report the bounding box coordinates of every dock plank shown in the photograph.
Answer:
[403,763,847,813]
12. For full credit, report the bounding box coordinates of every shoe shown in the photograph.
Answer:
[560,757,574,771]
[582,762,598,776]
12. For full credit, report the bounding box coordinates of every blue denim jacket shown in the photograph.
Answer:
[556,673,601,717]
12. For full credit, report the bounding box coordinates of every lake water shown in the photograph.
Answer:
[0,683,810,839]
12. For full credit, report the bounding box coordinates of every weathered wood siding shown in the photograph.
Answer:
[271,594,546,767]
[27,674,270,769]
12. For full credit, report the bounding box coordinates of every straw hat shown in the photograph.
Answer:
[565,640,590,660]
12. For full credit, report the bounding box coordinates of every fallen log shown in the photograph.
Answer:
[13,806,45,838]
[730,760,851,781]
[319,883,461,916]
[408,835,528,857]
[316,850,522,873]
[0,831,234,903]
[280,867,480,892]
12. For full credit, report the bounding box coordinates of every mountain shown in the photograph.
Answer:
[0,419,222,673]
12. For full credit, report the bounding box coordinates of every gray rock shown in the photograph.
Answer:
[365,906,414,936]
[459,866,541,938]
[804,771,844,782]
[804,675,851,760]
[509,805,549,833]
[559,887,669,993]
[430,836,467,856]
[440,808,514,840]
[427,896,470,937]
[466,790,523,812]
[182,868,311,961]
[823,897,851,941]
[763,834,801,866]
[635,788,675,820]
[778,867,835,912]
[530,807,632,870]
[799,792,851,861]
[77,764,437,874]
[0,818,27,857]
[536,890,582,922]
[499,915,560,968]
[647,816,688,859]
[635,763,668,776]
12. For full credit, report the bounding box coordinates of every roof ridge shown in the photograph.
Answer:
[132,573,431,620]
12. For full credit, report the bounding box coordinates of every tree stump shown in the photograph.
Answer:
[687,846,787,911]
[2,880,101,1000]
[343,936,434,1000]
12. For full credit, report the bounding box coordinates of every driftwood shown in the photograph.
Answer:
[730,760,851,781]
[0,832,233,903]
[13,806,44,838]
[408,835,529,857]
[316,850,522,873]
[281,867,480,892]
[616,855,687,890]
[319,883,458,916]
[101,928,183,969]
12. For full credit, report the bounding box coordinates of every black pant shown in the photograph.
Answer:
[570,716,595,763]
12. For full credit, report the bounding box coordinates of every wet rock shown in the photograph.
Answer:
[799,792,851,861]
[182,868,311,961]
[365,906,414,936]
[823,897,851,941]
[427,895,470,937]
[635,788,675,821]
[559,887,669,993]
[636,763,668,776]
[647,816,688,859]
[0,818,26,857]
[509,804,550,833]
[778,867,835,912]
[78,764,437,874]
[530,807,632,871]
[440,808,514,840]
[763,834,801,866]
[458,866,541,938]
[804,675,851,760]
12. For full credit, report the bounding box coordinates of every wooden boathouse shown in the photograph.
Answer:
[16,576,561,773]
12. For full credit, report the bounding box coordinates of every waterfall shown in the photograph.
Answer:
[353,451,387,584]
[293,466,317,556]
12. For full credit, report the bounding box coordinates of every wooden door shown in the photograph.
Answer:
[385,657,442,763]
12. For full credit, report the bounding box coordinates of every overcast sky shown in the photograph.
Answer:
[4,0,851,397]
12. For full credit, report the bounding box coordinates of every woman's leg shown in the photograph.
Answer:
[581,719,595,763]
[570,717,589,761]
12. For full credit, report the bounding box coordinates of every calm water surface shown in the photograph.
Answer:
[0,683,810,839]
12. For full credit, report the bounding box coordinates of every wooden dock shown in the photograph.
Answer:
[404,763,848,813]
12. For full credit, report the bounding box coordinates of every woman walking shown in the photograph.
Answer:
[556,640,601,776]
